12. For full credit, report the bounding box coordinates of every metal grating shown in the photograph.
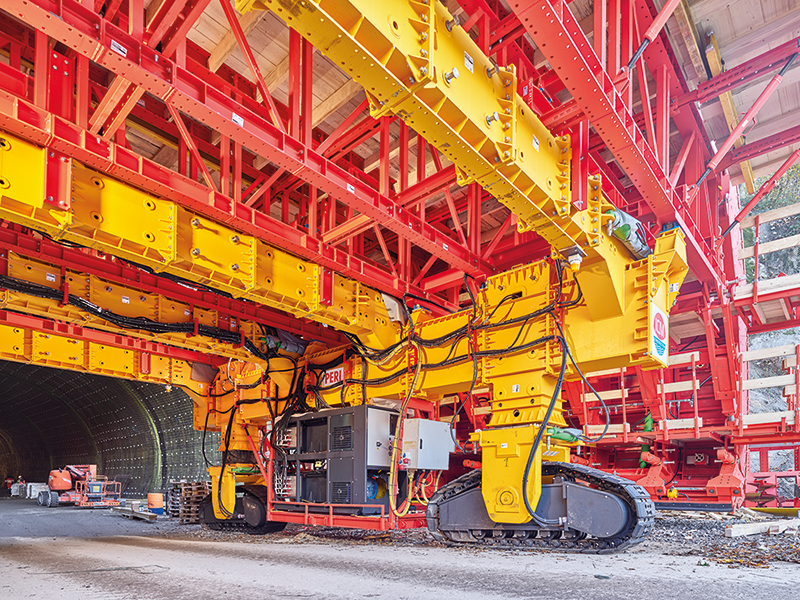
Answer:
[331,426,353,451]
[331,482,351,503]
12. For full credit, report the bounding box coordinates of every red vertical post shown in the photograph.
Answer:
[399,122,409,192]
[416,133,426,183]
[301,39,314,148]
[282,192,290,224]
[327,198,336,231]
[308,187,318,239]
[34,30,48,109]
[288,30,303,140]
[75,54,89,130]
[692,356,700,438]
[656,65,670,174]
[608,0,622,76]
[621,367,628,443]
[9,38,20,70]
[347,206,355,254]
[659,370,668,441]
[179,137,188,177]
[379,118,391,197]
[300,40,321,240]
[468,184,481,255]
[620,0,634,105]
[571,120,589,210]
[174,38,186,70]
[114,124,127,148]
[220,135,231,198]
[233,140,242,204]
[128,0,144,38]
[793,344,799,432]
[416,133,426,222]
[594,0,607,70]
[753,215,761,303]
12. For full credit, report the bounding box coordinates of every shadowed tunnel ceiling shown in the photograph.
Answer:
[0,361,217,496]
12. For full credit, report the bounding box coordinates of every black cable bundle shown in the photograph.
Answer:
[0,274,276,362]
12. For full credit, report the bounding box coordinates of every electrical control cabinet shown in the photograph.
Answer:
[275,404,403,515]
[401,419,455,470]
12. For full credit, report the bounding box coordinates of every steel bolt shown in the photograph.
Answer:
[191,248,201,256]
[192,218,201,227]
[486,66,497,78]
[231,235,240,243]
[419,67,428,76]
[443,67,459,84]
[445,16,459,31]
[486,111,499,126]
[105,286,112,293]
[231,263,239,271]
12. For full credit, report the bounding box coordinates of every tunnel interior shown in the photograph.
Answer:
[0,361,217,496]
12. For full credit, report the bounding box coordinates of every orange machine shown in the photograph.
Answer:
[39,465,122,508]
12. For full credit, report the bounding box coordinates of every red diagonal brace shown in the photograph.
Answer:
[217,0,285,133]
[167,103,219,193]
[513,0,719,286]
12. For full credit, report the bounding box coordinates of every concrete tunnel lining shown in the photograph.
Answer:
[0,361,216,496]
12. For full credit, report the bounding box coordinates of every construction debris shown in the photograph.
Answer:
[725,518,800,538]
[110,506,158,522]
[167,481,210,525]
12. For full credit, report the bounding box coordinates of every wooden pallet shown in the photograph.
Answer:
[167,481,211,524]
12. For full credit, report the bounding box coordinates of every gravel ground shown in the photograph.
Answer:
[156,510,800,570]
[2,498,800,599]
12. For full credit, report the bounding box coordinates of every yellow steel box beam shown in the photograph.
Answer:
[237,0,603,261]
[0,132,399,350]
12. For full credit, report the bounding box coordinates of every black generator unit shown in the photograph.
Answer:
[274,404,407,515]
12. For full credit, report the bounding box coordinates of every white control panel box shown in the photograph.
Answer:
[366,406,393,468]
[401,419,455,470]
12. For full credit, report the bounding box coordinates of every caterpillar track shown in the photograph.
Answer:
[201,520,287,534]
[426,462,655,554]
[199,494,287,535]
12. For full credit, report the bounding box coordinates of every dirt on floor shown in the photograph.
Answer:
[1,497,799,600]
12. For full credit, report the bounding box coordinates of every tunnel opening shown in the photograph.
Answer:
[0,361,216,496]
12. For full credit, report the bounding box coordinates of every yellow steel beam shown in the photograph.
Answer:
[706,33,756,194]
[0,132,399,350]
[238,0,609,264]
[0,320,208,394]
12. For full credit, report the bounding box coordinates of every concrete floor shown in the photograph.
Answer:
[1,497,798,599]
